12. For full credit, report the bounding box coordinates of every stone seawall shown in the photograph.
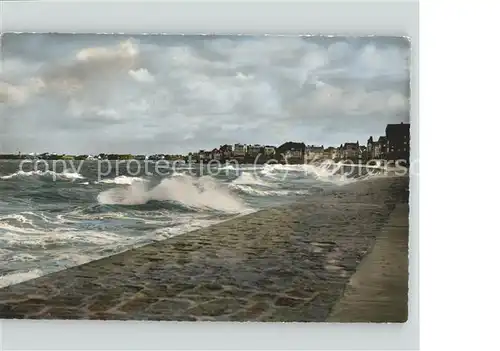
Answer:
[0,176,409,322]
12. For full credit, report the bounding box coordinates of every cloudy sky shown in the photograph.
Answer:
[0,34,410,155]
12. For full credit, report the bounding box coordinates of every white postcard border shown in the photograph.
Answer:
[0,1,419,350]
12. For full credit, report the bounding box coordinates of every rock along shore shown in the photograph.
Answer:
[0,176,409,322]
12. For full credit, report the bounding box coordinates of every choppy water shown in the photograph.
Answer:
[0,160,385,287]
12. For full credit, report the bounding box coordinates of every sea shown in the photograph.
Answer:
[0,159,389,288]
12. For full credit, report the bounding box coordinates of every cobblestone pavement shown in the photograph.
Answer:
[0,176,409,321]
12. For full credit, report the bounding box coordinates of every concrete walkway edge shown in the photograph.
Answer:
[327,203,409,322]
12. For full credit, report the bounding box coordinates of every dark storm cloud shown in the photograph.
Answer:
[0,34,410,154]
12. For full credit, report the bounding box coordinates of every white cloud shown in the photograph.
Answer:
[0,34,410,154]
[292,82,408,117]
[0,82,29,104]
[96,108,120,120]
[129,68,155,83]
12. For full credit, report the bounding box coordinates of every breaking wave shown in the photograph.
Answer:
[0,170,84,181]
[97,174,250,214]
[257,162,384,185]
[98,175,147,185]
[230,185,307,197]
[227,171,307,196]
[231,172,272,187]
[0,269,45,289]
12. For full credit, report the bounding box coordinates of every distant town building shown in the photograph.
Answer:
[277,142,305,163]
[375,136,388,159]
[339,142,360,160]
[246,144,262,157]
[367,136,375,156]
[285,149,302,159]
[305,145,324,162]
[385,123,410,162]
[219,144,233,159]
[211,148,221,161]
[360,146,368,160]
[306,145,324,153]
[263,146,276,156]
[324,147,339,160]
[368,136,389,159]
[188,152,198,162]
[198,150,211,161]
[233,143,247,158]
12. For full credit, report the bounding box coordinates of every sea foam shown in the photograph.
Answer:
[97,174,249,213]
[98,175,146,185]
[0,170,84,181]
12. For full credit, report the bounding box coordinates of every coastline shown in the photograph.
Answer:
[0,176,409,321]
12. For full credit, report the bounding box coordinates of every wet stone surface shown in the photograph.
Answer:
[0,177,408,321]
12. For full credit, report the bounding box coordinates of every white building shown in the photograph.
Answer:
[305,145,324,162]
[247,144,262,156]
[340,142,360,160]
[285,150,302,159]
[233,143,247,157]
